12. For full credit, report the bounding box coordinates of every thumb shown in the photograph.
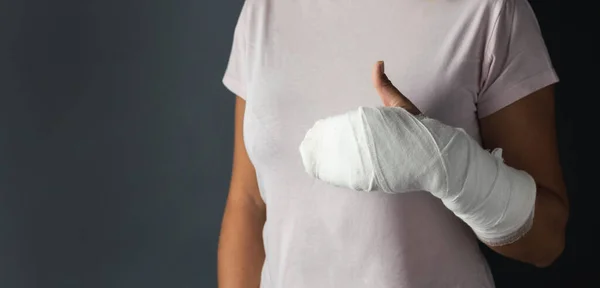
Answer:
[372,61,421,115]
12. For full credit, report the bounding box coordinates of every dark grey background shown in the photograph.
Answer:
[0,0,582,287]
[2,0,244,287]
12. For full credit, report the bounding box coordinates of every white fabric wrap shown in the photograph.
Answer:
[299,106,536,246]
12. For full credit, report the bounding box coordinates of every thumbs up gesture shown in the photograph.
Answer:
[372,61,421,115]
[299,61,430,192]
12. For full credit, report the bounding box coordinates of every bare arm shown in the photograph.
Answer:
[479,84,569,267]
[218,96,266,288]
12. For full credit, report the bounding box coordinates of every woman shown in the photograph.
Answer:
[218,0,568,287]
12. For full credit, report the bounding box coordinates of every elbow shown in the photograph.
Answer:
[531,237,565,268]
[531,214,569,268]
[491,187,569,268]
[491,231,567,268]
[530,188,569,268]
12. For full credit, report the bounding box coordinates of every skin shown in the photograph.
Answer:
[217,61,568,287]
[218,97,265,288]
[373,61,569,268]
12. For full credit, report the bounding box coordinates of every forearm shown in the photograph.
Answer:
[299,100,569,267]
[432,120,568,266]
[218,195,266,288]
[488,185,568,267]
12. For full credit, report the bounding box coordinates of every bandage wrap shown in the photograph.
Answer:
[299,106,536,246]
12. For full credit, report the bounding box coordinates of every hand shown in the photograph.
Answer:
[372,61,421,115]
[300,61,448,194]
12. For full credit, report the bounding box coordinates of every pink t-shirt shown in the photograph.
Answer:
[222,0,558,287]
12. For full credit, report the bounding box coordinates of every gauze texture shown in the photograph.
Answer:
[299,113,377,192]
[299,106,537,246]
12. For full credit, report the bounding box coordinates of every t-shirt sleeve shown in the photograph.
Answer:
[222,1,250,99]
[477,0,558,118]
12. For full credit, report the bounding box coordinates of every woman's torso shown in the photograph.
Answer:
[241,0,501,286]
